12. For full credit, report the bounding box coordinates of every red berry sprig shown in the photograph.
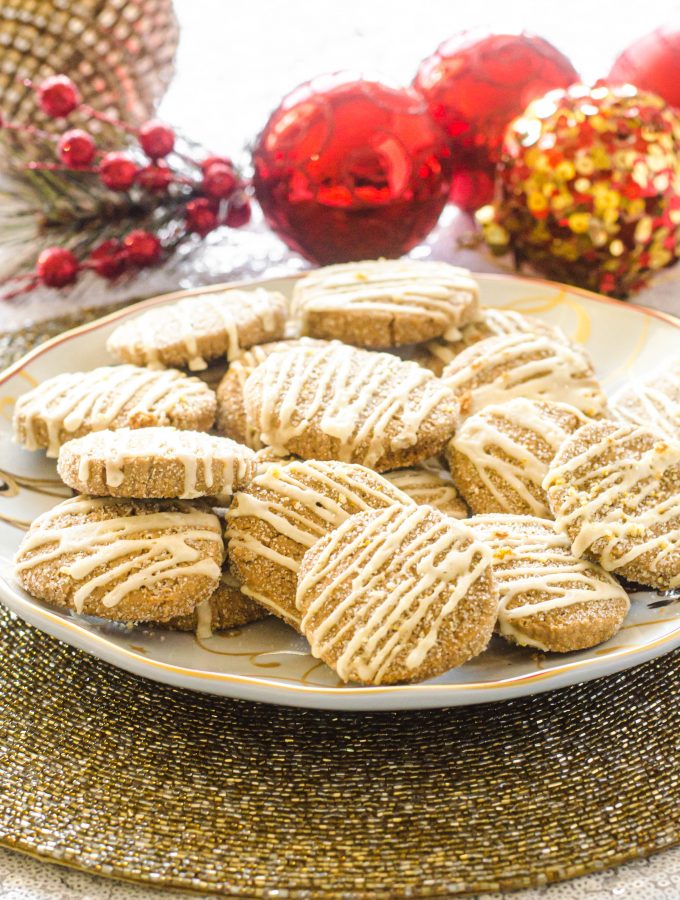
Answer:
[1,74,252,299]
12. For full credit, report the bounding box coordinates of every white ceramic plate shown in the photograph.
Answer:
[1,273,679,711]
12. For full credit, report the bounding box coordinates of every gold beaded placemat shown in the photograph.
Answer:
[0,318,679,897]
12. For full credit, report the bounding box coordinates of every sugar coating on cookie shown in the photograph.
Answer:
[611,358,680,442]
[106,287,287,371]
[57,427,255,500]
[468,514,630,652]
[448,398,588,518]
[441,333,607,418]
[383,462,467,518]
[226,459,411,627]
[12,365,216,458]
[14,495,224,622]
[297,504,498,685]
[415,308,571,376]
[215,338,327,449]
[291,259,479,348]
[243,341,459,470]
[544,421,680,589]
[165,569,268,636]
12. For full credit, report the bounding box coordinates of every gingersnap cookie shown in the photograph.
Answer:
[468,514,630,653]
[611,358,680,442]
[14,495,224,623]
[243,341,459,470]
[544,420,680,589]
[215,338,327,448]
[165,569,268,636]
[441,333,608,418]
[13,365,216,458]
[413,308,571,376]
[447,398,588,518]
[57,427,255,500]
[383,462,467,518]
[297,504,498,685]
[106,287,288,371]
[226,459,411,627]
[291,259,479,348]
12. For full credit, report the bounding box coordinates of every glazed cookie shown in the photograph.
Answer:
[447,398,588,517]
[611,358,680,442]
[383,462,467,518]
[12,365,216,458]
[243,341,459,470]
[14,496,224,622]
[441,333,607,418]
[106,287,287,371]
[57,427,255,500]
[215,338,327,448]
[468,514,630,653]
[413,308,571,376]
[226,459,411,627]
[165,569,268,636]
[544,421,680,589]
[291,259,479,348]
[297,504,498,685]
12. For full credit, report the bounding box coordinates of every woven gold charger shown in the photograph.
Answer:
[0,315,679,898]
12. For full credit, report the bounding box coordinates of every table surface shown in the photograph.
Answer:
[1,0,679,896]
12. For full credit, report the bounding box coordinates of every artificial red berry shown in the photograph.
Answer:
[200,154,233,174]
[36,247,79,287]
[225,199,252,227]
[185,198,218,236]
[99,153,139,191]
[202,162,237,199]
[89,239,127,278]
[37,75,81,118]
[136,163,173,192]
[139,120,175,159]
[123,230,162,266]
[57,128,96,168]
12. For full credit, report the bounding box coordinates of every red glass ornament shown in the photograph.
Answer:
[36,247,79,287]
[99,153,139,191]
[225,199,252,228]
[609,23,680,109]
[57,128,96,168]
[252,73,453,264]
[89,239,127,279]
[139,119,175,159]
[137,163,173,192]
[203,162,237,199]
[414,31,578,211]
[37,75,81,118]
[185,198,218,236]
[123,230,162,266]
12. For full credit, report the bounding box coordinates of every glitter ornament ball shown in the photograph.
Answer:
[609,23,680,110]
[252,74,453,264]
[414,31,578,212]
[479,84,680,298]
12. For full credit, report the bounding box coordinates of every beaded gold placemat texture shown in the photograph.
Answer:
[0,318,678,897]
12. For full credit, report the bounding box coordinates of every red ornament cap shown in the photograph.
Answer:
[123,230,162,266]
[139,120,175,159]
[99,153,139,191]
[37,247,79,287]
[37,75,81,118]
[57,129,96,168]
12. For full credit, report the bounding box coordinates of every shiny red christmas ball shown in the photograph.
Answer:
[414,31,578,211]
[99,153,139,191]
[123,230,162,266]
[37,75,80,118]
[37,247,79,287]
[139,120,175,159]
[57,129,96,168]
[252,73,453,264]
[185,198,218,236]
[202,162,237,199]
[609,23,680,109]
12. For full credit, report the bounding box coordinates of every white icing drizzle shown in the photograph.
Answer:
[543,422,680,585]
[469,514,629,651]
[107,289,285,370]
[451,398,587,517]
[441,333,607,417]
[292,260,478,338]
[15,496,223,614]
[245,342,456,468]
[298,504,492,683]
[611,359,680,442]
[383,465,467,518]
[13,365,211,458]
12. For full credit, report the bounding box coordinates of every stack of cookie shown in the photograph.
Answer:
[12,267,680,686]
